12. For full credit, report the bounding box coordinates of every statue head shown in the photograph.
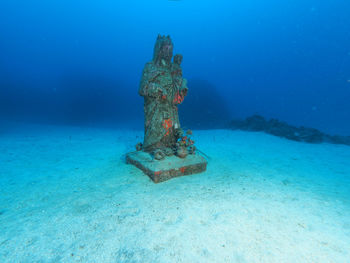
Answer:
[153,35,173,66]
[173,54,183,65]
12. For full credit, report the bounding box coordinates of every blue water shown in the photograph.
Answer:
[1,1,350,262]
[1,0,350,134]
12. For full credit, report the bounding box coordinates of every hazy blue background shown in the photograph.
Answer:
[1,0,350,134]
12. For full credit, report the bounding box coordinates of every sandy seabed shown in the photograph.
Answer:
[0,124,349,263]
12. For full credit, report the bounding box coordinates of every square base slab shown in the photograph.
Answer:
[126,151,207,183]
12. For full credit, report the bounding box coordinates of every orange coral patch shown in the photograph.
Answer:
[163,118,173,137]
[154,171,162,176]
[173,91,184,104]
[180,167,186,173]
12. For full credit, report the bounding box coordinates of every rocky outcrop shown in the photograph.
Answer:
[230,115,350,146]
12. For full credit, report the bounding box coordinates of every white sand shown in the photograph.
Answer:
[0,124,349,263]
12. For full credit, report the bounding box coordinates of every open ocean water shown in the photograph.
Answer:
[1,1,350,262]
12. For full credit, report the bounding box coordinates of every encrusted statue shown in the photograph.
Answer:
[138,35,190,159]
[126,35,207,183]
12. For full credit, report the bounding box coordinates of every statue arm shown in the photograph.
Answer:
[180,78,188,96]
[139,64,167,98]
[173,78,188,105]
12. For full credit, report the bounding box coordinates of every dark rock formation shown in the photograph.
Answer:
[230,115,350,146]
[180,79,231,129]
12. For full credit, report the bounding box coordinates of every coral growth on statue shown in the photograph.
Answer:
[126,35,207,183]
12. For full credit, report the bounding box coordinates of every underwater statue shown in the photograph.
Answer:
[126,35,207,183]
[139,35,188,154]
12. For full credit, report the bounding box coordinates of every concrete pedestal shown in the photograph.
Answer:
[126,151,207,183]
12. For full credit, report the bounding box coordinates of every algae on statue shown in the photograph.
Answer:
[126,35,207,183]
[139,35,188,153]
